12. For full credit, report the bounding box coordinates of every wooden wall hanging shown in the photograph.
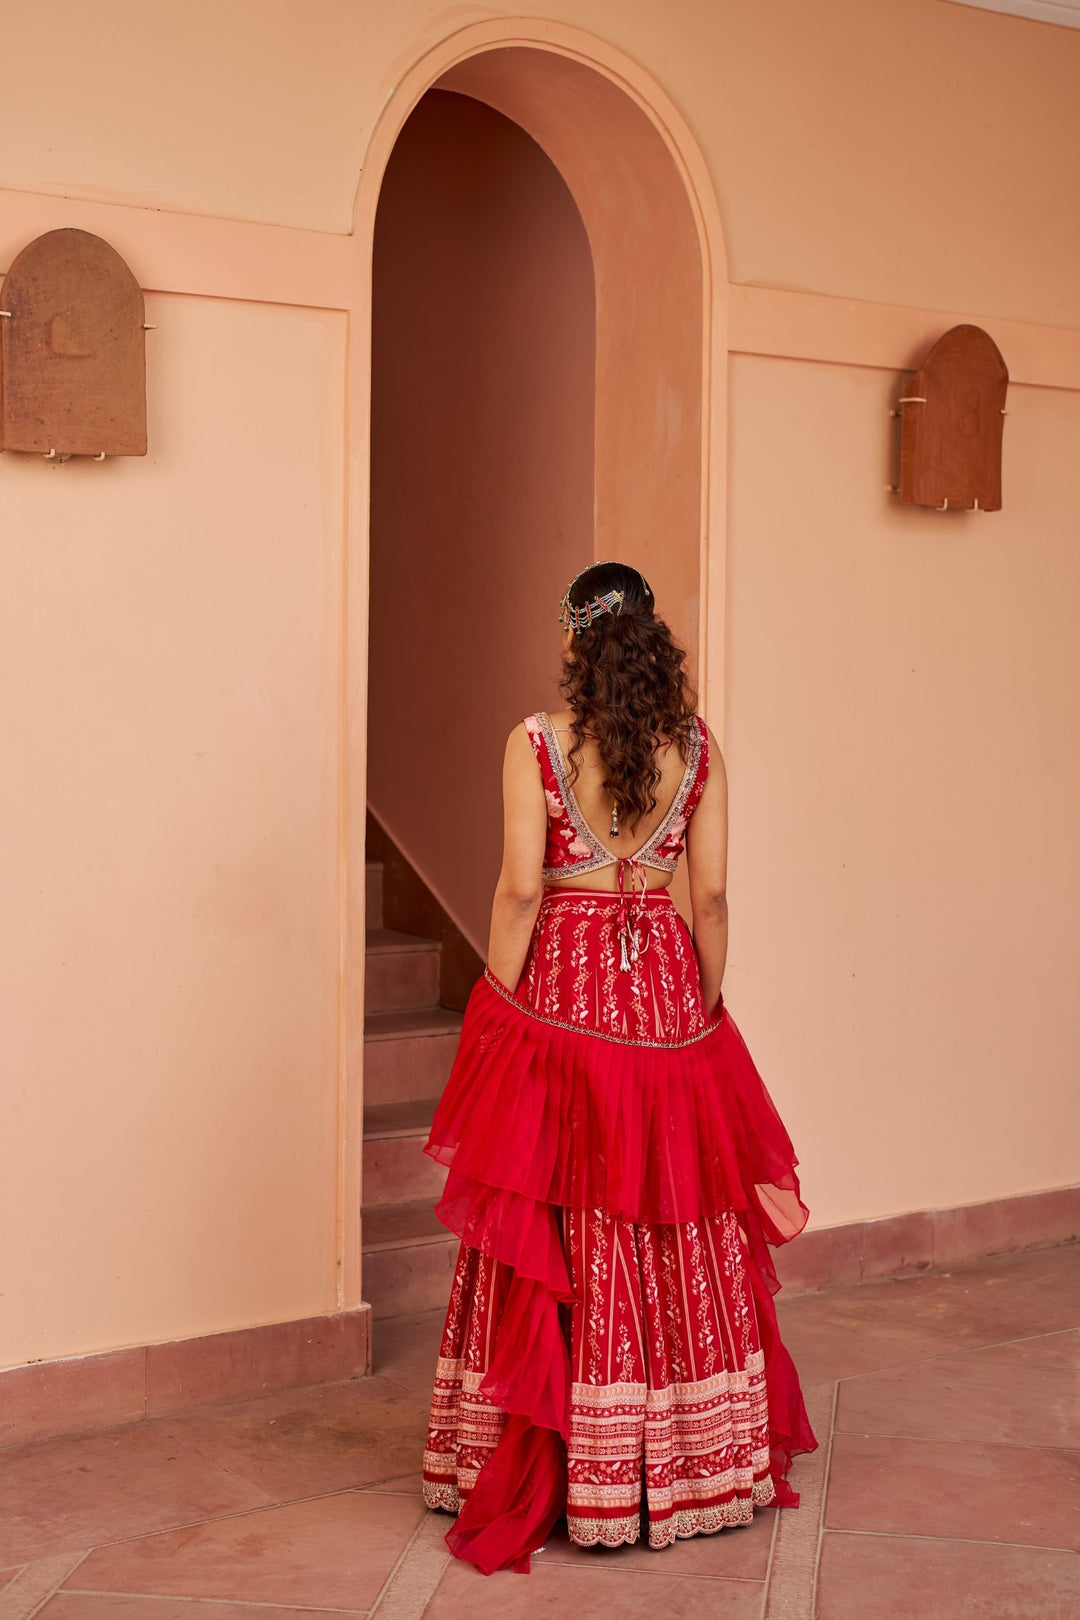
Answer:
[894,324,1007,511]
[0,228,147,460]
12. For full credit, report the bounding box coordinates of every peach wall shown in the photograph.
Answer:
[0,295,346,1365]
[724,355,1080,1227]
[2,2,1077,330]
[367,90,594,947]
[1,0,1078,1369]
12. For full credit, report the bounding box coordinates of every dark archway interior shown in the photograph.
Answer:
[368,89,596,941]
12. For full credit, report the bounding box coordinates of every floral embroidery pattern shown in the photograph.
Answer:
[424,1207,775,1549]
[419,719,798,1555]
[523,711,708,882]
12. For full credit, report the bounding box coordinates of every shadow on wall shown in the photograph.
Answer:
[368,88,595,949]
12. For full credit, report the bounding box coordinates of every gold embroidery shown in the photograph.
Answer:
[422,1480,462,1514]
[484,967,722,1048]
[567,1512,641,1548]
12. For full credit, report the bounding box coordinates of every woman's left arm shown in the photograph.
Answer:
[486,723,548,992]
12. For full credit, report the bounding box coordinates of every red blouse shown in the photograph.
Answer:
[523,712,709,881]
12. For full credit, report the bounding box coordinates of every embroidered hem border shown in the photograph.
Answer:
[421,1475,778,1549]
[483,966,724,1049]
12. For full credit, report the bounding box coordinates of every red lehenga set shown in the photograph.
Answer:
[421,712,817,1573]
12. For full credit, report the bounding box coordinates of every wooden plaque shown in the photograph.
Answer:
[898,325,1007,510]
[0,228,146,457]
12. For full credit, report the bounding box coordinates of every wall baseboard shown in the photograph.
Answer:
[3,1185,1076,1453]
[0,1304,371,1452]
[774,1183,1080,1295]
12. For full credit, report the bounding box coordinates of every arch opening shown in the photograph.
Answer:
[367,44,713,951]
[368,87,596,945]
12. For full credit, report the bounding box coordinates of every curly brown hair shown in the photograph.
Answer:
[559,561,698,832]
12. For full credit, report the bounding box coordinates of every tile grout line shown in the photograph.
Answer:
[9,1481,424,1567]
[369,1509,452,1620]
[831,1429,1078,1454]
[759,1494,782,1619]
[837,1324,1079,1383]
[0,1551,90,1620]
[58,1591,368,1613]
[761,1381,836,1620]
[809,1381,839,1620]
[794,1328,1080,1388]
[366,1506,428,1616]
[817,1527,1078,1554]
[24,1554,89,1620]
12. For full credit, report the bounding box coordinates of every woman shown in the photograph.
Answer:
[421,560,816,1575]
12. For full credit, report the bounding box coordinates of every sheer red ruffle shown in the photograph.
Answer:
[425,972,815,1572]
[428,972,808,1294]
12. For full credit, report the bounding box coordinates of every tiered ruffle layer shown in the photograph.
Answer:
[424,968,817,1571]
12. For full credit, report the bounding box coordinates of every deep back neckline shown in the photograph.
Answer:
[535,710,702,871]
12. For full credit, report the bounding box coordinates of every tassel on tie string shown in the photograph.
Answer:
[616,857,651,971]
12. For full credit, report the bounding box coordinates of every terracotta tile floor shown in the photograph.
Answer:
[0,1245,1076,1620]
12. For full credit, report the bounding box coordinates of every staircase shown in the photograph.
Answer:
[362,859,462,1318]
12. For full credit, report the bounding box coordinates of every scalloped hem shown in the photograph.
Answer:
[645,1477,777,1549]
[564,1475,779,1551]
[423,1480,463,1514]
[425,1474,781,1552]
[565,1512,641,1548]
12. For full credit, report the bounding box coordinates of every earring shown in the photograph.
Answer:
[610,801,619,838]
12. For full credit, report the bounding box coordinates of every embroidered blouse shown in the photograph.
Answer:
[523,711,709,881]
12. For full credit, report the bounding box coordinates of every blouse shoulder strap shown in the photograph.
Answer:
[522,713,559,792]
[686,716,710,807]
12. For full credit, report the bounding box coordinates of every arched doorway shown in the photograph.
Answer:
[368,88,595,947]
[344,28,727,1318]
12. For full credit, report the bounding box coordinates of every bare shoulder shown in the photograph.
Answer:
[503,721,546,804]
[506,719,537,758]
[546,707,574,732]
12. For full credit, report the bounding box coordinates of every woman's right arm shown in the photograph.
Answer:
[686,728,729,1016]
[486,724,548,993]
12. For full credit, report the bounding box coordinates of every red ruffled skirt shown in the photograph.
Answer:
[421,889,817,1574]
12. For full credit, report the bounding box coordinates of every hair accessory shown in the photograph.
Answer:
[557,560,652,637]
[559,586,624,635]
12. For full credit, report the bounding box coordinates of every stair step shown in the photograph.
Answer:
[363,1006,461,1106]
[362,1200,457,1319]
[364,1097,441,1139]
[365,861,384,930]
[365,928,440,1015]
[362,1093,447,1206]
[365,1007,462,1042]
[363,1198,448,1252]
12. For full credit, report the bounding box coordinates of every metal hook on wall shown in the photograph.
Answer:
[890,396,928,418]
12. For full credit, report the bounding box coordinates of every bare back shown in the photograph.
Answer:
[543,708,690,892]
